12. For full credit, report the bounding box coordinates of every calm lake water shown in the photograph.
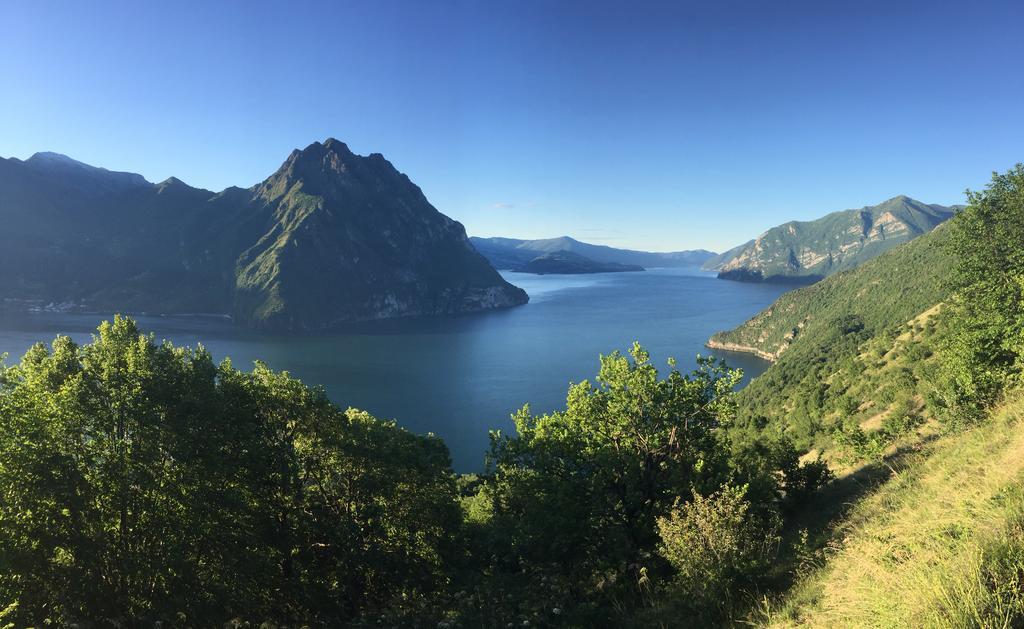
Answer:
[0,269,790,471]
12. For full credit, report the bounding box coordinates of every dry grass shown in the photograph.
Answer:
[760,393,1024,628]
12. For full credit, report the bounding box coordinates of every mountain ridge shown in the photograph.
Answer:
[512,250,646,274]
[0,139,527,330]
[471,235,715,270]
[707,222,953,364]
[704,195,958,283]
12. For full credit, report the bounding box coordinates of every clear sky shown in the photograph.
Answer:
[2,0,1022,252]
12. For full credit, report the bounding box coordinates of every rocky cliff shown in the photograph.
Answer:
[704,196,957,283]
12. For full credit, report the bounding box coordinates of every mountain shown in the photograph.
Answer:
[708,223,954,458]
[470,235,715,270]
[703,196,958,283]
[707,222,953,362]
[513,250,645,274]
[0,139,527,330]
[23,151,152,192]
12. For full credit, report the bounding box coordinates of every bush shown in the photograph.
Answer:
[656,485,780,610]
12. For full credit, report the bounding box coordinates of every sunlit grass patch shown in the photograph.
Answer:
[762,393,1024,627]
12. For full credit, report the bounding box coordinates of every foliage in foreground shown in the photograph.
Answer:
[0,321,827,626]
[0,316,459,626]
[938,164,1024,423]
[657,485,781,615]
[465,345,826,626]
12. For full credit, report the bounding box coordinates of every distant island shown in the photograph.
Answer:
[470,235,715,270]
[0,139,528,330]
[703,195,958,283]
[513,250,645,274]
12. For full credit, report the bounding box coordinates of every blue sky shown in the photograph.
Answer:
[2,0,1022,252]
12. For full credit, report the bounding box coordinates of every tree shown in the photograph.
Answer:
[0,316,460,626]
[476,344,746,621]
[940,164,1024,421]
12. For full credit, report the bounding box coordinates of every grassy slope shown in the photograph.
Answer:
[762,393,1024,627]
[718,226,955,451]
[709,224,952,360]
[711,220,1024,626]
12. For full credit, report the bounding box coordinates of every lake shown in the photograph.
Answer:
[0,269,790,471]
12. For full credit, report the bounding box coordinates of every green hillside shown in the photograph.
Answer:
[709,223,952,361]
[706,225,954,451]
[706,196,957,283]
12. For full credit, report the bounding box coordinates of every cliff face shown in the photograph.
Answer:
[0,139,527,330]
[705,196,957,283]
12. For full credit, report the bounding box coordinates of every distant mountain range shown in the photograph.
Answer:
[0,139,527,330]
[703,196,959,283]
[512,250,645,275]
[1,142,963,329]
[470,235,715,271]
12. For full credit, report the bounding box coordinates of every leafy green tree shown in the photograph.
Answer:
[0,320,228,624]
[0,316,460,626]
[467,344,810,624]
[488,345,738,570]
[940,164,1024,422]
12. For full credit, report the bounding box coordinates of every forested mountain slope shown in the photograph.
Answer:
[723,226,955,453]
[708,224,952,362]
[0,140,527,330]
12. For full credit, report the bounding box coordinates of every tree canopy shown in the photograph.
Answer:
[940,164,1024,420]
[0,316,459,626]
[0,319,828,626]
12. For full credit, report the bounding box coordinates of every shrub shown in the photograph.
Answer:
[656,485,780,610]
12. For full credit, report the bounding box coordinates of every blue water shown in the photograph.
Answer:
[0,269,789,471]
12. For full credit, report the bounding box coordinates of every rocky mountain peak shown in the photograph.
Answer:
[290,138,356,170]
[0,140,528,330]
[254,139,426,222]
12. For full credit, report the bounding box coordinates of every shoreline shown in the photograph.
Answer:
[705,337,779,363]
